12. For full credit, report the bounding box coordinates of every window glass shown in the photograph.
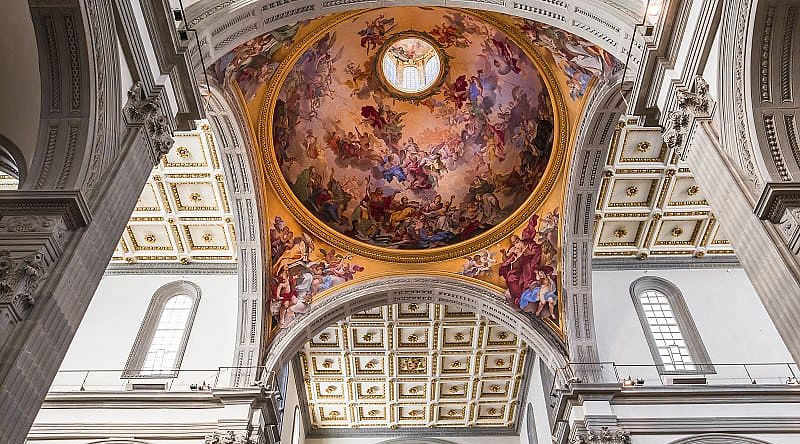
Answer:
[141,294,193,374]
[639,289,694,372]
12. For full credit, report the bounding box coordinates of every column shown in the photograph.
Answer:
[670,78,800,363]
[0,83,173,443]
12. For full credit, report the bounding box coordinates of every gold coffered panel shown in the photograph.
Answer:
[110,122,237,265]
[594,123,736,259]
[0,174,18,190]
[296,303,528,431]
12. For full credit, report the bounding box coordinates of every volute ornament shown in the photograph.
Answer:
[572,426,631,444]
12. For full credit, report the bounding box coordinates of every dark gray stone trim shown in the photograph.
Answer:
[610,385,800,405]
[629,276,715,375]
[122,280,202,379]
[0,190,91,229]
[754,182,800,223]
[104,262,237,275]
[592,256,740,270]
[618,417,800,434]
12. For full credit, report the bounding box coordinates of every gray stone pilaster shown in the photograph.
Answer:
[687,119,800,364]
[0,118,166,443]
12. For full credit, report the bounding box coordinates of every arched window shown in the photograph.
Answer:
[291,405,302,444]
[123,281,201,378]
[526,403,538,444]
[402,66,421,91]
[630,277,713,375]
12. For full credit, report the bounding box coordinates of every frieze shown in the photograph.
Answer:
[572,426,631,444]
[205,431,256,444]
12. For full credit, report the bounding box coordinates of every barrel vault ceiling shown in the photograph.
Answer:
[294,303,531,435]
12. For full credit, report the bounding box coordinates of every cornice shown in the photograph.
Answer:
[592,255,740,270]
[754,182,800,223]
[40,388,267,409]
[0,190,91,229]
[104,262,238,275]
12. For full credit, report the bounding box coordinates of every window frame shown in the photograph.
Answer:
[629,276,714,375]
[122,281,201,378]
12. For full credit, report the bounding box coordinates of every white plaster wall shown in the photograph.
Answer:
[518,357,552,444]
[59,274,239,376]
[593,268,793,368]
[281,362,305,444]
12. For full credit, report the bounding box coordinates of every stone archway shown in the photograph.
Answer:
[263,274,568,374]
[668,434,773,444]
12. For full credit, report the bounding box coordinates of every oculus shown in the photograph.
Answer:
[377,34,445,97]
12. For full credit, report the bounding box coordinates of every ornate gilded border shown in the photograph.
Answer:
[255,8,569,263]
[373,30,450,101]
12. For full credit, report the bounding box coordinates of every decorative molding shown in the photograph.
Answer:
[205,431,256,444]
[592,256,740,270]
[105,262,238,275]
[123,82,175,165]
[0,250,46,311]
[571,426,630,444]
[663,76,714,161]
[263,274,567,375]
[754,182,800,223]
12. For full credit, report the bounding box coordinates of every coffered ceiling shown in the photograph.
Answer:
[593,122,736,260]
[0,174,17,190]
[110,122,237,266]
[294,303,530,435]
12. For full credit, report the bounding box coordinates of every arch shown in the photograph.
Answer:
[24,0,121,195]
[668,434,773,444]
[88,440,156,444]
[377,439,462,444]
[203,85,267,386]
[525,403,539,444]
[629,276,713,374]
[183,0,643,73]
[122,280,202,378]
[263,274,567,373]
[0,134,28,182]
[561,81,626,368]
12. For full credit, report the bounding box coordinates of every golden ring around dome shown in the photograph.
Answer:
[255,8,569,263]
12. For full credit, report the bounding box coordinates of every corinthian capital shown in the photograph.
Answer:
[663,75,715,160]
[572,426,631,444]
[123,81,175,165]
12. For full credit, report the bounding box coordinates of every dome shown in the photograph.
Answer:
[268,8,557,252]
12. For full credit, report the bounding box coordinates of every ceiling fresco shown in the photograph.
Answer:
[270,9,554,250]
[210,7,620,349]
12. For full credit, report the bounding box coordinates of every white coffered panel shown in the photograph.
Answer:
[593,122,736,260]
[110,121,237,265]
[296,303,529,432]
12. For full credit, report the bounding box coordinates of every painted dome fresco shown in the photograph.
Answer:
[268,8,557,250]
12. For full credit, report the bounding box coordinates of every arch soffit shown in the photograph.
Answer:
[184,0,644,69]
[377,439,463,444]
[668,434,773,444]
[263,274,568,373]
[561,81,625,364]
[744,0,800,185]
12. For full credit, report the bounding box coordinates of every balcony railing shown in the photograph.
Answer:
[551,362,800,392]
[47,366,272,393]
